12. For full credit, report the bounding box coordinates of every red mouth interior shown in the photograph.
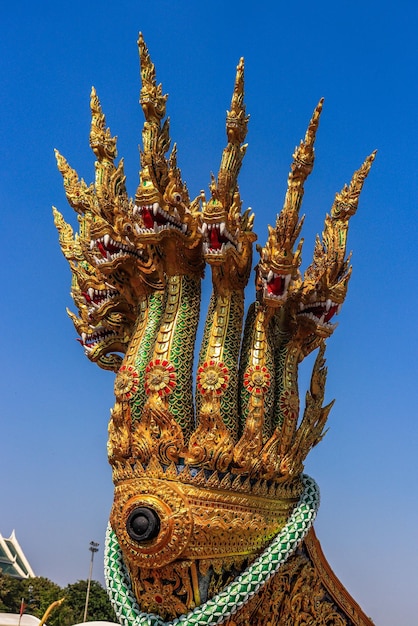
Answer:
[97,240,121,258]
[302,304,339,323]
[82,291,102,305]
[209,226,230,251]
[267,275,286,296]
[141,207,167,229]
[324,305,339,323]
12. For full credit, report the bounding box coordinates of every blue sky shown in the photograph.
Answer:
[1,2,417,624]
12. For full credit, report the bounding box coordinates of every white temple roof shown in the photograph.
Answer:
[0,531,35,579]
[0,615,40,626]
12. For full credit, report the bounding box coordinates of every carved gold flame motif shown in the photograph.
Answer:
[54,34,375,626]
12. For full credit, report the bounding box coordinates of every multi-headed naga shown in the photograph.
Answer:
[55,35,375,626]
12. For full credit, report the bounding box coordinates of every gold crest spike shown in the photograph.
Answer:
[309,151,377,294]
[285,98,323,211]
[89,86,118,163]
[164,144,190,207]
[137,33,170,187]
[331,150,376,221]
[295,98,323,168]
[278,98,324,235]
[226,57,249,146]
[212,58,249,211]
[138,32,168,123]
[52,206,82,263]
[89,88,128,224]
[54,149,94,215]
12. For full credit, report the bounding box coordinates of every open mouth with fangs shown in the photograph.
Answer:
[298,299,341,328]
[77,328,120,354]
[81,287,119,316]
[263,271,292,301]
[201,221,239,255]
[90,234,143,263]
[133,203,187,235]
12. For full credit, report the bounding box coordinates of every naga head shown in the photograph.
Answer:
[70,262,133,328]
[132,154,192,242]
[201,58,256,293]
[256,220,304,307]
[55,224,136,371]
[130,155,203,279]
[114,35,203,279]
[296,152,376,351]
[82,210,163,303]
[69,309,132,372]
[55,86,164,307]
[256,99,323,309]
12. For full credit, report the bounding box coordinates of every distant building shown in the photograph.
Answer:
[0,531,35,578]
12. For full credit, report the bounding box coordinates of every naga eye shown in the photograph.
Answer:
[123,223,133,234]
[173,192,182,203]
[126,507,161,542]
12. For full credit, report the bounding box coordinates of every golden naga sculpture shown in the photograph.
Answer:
[54,34,376,626]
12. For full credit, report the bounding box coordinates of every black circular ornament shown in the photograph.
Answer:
[126,507,160,542]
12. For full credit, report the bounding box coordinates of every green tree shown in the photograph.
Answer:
[60,580,115,625]
[0,574,115,626]
[0,574,62,618]
[25,576,62,619]
[0,573,24,612]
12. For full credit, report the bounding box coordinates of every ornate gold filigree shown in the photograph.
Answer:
[55,34,375,623]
